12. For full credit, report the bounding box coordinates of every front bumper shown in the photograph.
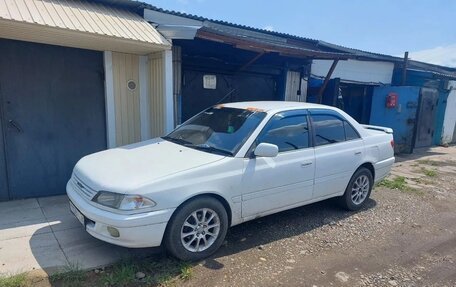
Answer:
[66,182,175,248]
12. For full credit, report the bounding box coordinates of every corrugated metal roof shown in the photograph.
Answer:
[0,0,169,46]
[93,0,456,77]
[196,24,354,60]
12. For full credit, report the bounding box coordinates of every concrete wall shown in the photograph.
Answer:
[311,59,394,84]
[442,81,456,144]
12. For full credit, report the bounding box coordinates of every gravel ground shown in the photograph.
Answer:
[180,147,456,287]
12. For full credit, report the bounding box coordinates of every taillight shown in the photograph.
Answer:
[390,139,395,148]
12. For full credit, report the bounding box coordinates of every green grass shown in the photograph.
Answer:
[179,262,193,281]
[99,260,136,286]
[377,176,424,195]
[377,176,409,190]
[0,274,27,287]
[49,262,86,287]
[97,257,193,286]
[420,167,437,177]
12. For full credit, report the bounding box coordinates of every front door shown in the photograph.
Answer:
[241,110,315,218]
[415,88,438,148]
[0,39,106,199]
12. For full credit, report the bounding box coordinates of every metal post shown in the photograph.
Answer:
[401,51,409,86]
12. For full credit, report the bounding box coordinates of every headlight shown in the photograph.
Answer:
[93,191,156,211]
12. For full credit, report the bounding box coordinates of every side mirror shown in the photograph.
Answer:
[254,143,279,158]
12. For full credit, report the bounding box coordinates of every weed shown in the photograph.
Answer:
[420,167,437,177]
[0,273,27,287]
[179,262,193,281]
[99,260,136,286]
[377,176,409,190]
[49,262,86,287]
[377,176,425,195]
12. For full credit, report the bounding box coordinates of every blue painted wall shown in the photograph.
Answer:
[370,86,421,153]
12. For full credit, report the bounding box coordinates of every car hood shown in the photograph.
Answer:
[73,138,224,193]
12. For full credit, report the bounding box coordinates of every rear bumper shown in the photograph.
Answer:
[66,182,175,248]
[374,157,395,182]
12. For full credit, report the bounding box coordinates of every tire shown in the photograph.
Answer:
[339,167,373,211]
[164,196,228,261]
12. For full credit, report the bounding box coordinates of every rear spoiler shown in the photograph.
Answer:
[362,124,393,134]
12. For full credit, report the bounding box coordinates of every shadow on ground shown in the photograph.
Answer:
[201,198,377,270]
[25,196,376,279]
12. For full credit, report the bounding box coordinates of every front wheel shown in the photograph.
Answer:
[164,196,228,261]
[339,167,373,211]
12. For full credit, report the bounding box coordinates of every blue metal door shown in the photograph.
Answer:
[0,39,106,199]
[370,86,421,153]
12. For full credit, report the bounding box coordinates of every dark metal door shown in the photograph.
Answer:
[415,88,438,148]
[0,39,106,199]
[181,70,277,121]
[0,113,7,200]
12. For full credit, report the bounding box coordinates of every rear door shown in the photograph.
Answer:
[241,110,315,218]
[310,110,364,199]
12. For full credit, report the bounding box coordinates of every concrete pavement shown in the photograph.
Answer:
[0,195,158,276]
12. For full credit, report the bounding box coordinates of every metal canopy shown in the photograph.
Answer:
[196,26,352,60]
[0,0,170,54]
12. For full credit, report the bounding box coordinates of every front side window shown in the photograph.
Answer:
[163,107,266,156]
[311,114,345,146]
[257,113,309,152]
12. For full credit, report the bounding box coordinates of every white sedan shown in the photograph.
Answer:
[67,101,395,261]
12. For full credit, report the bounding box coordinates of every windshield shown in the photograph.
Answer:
[163,107,266,156]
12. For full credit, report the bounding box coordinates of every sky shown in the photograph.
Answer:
[145,0,456,67]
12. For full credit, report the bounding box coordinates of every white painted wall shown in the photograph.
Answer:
[311,59,394,84]
[103,51,116,149]
[442,80,456,144]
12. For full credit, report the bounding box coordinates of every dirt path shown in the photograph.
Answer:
[182,147,456,287]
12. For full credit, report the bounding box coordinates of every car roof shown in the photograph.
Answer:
[220,101,332,113]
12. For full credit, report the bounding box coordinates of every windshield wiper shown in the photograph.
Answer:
[163,137,233,156]
[187,144,234,156]
[162,136,191,146]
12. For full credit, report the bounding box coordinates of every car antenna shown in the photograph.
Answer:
[215,88,236,104]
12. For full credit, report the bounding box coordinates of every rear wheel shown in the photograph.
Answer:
[164,196,228,261]
[339,167,373,211]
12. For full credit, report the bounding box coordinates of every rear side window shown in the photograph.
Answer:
[258,114,309,152]
[344,121,360,141]
[311,115,345,146]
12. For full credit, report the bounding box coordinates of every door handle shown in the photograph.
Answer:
[301,162,313,167]
[8,120,22,132]
[354,151,362,155]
